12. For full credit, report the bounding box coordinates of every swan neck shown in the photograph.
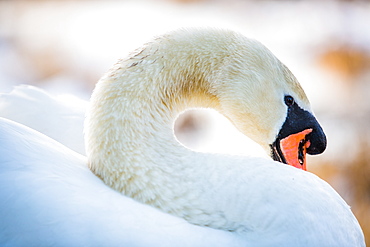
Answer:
[85,48,222,193]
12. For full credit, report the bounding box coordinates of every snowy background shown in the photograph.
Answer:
[1,0,369,243]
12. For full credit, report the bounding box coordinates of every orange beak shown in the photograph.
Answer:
[279,129,312,171]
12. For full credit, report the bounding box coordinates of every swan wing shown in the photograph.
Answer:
[0,85,86,155]
[0,118,249,246]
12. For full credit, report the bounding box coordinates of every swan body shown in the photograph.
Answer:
[0,28,365,246]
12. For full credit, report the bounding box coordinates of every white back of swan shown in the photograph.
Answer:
[0,118,248,247]
[0,85,87,155]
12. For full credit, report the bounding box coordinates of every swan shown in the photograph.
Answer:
[0,28,365,246]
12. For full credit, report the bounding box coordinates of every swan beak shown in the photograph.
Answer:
[270,105,327,171]
[278,129,312,170]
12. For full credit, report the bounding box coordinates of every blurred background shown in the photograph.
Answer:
[1,0,369,243]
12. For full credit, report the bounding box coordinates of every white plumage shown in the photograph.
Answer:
[0,28,365,246]
[0,85,87,155]
[0,118,246,246]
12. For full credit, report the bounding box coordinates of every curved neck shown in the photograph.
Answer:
[85,45,223,194]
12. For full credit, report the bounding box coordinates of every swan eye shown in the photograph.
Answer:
[284,95,295,106]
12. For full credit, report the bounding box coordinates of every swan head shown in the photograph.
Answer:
[207,32,326,170]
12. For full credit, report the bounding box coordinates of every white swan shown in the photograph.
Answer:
[0,28,365,246]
